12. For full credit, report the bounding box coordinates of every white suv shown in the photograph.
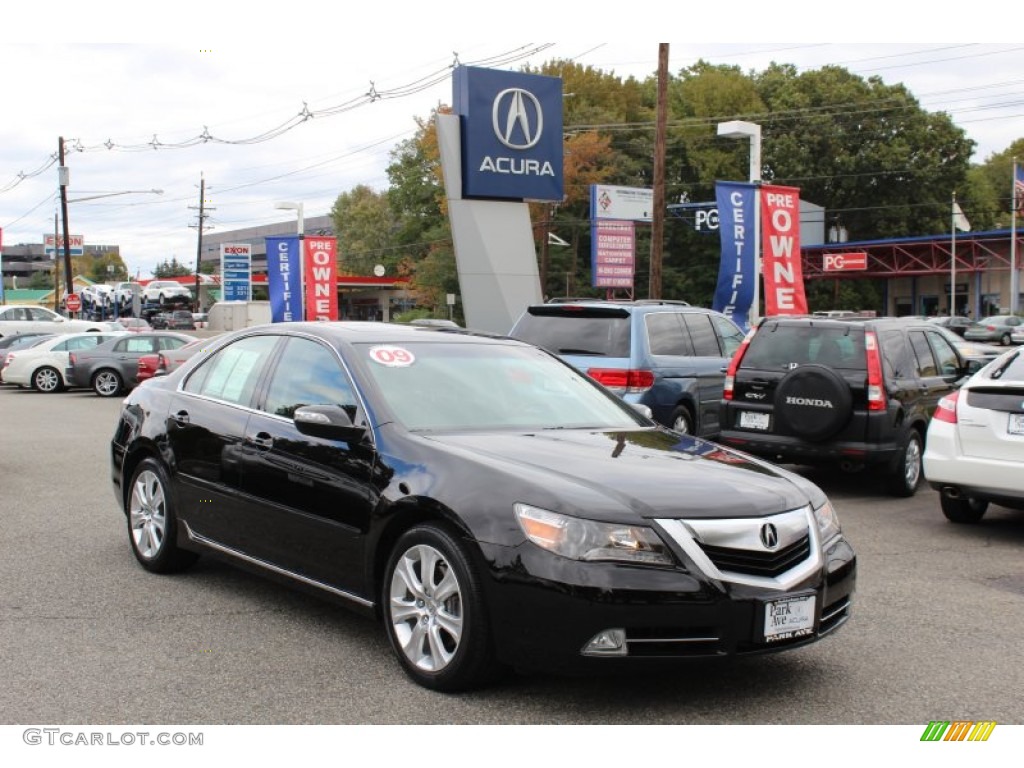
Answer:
[142,281,192,304]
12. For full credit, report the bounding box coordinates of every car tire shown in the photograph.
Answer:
[940,494,989,524]
[382,523,503,692]
[32,366,64,393]
[93,369,124,397]
[670,405,694,435]
[126,458,199,573]
[885,430,923,497]
[1000,332,1012,346]
[158,293,166,304]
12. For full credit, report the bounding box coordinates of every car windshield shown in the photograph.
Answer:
[358,341,646,432]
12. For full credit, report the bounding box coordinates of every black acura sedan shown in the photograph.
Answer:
[110,322,856,691]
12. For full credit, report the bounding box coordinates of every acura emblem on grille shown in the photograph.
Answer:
[760,523,779,550]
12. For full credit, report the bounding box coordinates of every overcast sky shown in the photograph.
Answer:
[1,5,1021,280]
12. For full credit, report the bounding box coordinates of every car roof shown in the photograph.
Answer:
[232,321,512,347]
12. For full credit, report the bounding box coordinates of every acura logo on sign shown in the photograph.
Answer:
[492,88,543,149]
[760,523,779,550]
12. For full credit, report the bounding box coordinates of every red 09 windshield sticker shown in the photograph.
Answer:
[369,346,416,367]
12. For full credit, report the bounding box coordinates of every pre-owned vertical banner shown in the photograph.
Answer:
[303,236,338,321]
[712,181,757,329]
[265,235,302,323]
[761,185,807,316]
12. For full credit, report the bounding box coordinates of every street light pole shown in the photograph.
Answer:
[717,120,762,325]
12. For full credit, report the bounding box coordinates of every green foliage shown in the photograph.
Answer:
[365,57,1020,313]
[153,257,193,278]
[330,184,402,275]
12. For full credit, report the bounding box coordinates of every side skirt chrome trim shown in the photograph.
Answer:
[181,521,375,609]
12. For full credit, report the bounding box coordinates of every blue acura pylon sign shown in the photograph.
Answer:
[453,66,563,202]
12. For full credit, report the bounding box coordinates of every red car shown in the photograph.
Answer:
[136,338,208,384]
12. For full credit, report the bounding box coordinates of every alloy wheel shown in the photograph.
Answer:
[388,544,464,673]
[129,469,167,560]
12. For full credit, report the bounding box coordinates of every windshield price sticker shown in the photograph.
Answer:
[763,594,816,642]
[369,346,416,367]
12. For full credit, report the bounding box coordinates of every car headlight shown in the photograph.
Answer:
[813,499,842,544]
[514,503,675,566]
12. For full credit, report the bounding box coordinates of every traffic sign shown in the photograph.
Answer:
[66,293,82,312]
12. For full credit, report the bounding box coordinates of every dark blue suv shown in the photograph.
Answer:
[510,300,745,436]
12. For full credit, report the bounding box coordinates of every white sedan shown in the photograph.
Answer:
[923,347,1024,523]
[1,331,126,392]
[142,281,192,304]
[0,305,121,338]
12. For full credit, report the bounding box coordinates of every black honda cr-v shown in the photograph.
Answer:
[718,316,972,496]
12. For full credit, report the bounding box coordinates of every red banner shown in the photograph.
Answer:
[760,185,807,315]
[303,236,338,321]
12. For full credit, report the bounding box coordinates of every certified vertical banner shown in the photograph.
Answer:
[220,243,252,303]
[591,220,636,288]
[265,235,303,323]
[0,226,4,304]
[761,185,807,315]
[303,236,339,321]
[712,181,757,328]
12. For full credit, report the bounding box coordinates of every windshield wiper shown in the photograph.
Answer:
[990,350,1020,380]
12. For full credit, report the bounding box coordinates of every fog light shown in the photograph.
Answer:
[582,628,627,657]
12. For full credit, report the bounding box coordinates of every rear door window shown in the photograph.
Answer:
[681,313,722,356]
[645,313,693,356]
[908,332,937,377]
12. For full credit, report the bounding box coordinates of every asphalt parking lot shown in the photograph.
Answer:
[1,383,1022,726]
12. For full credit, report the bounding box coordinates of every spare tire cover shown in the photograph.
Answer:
[773,364,852,441]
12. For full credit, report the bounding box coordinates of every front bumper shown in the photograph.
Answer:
[476,520,856,672]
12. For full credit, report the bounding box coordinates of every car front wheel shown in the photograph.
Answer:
[93,369,124,397]
[126,458,198,573]
[1000,333,1012,346]
[382,523,502,692]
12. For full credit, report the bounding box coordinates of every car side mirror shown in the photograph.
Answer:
[293,404,366,444]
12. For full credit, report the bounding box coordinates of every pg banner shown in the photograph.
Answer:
[712,182,756,329]
[761,185,807,316]
[265,235,303,323]
[303,236,339,321]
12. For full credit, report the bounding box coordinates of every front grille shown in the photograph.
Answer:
[698,534,811,578]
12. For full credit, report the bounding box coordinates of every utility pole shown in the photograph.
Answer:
[189,174,214,312]
[649,44,669,300]
[58,137,74,307]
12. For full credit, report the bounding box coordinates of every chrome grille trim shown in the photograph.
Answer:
[655,507,822,591]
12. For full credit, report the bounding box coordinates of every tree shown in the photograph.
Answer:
[153,257,192,278]
[87,250,128,283]
[330,185,401,276]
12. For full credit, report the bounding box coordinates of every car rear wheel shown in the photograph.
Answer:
[1000,332,1012,346]
[885,430,922,497]
[382,523,502,692]
[32,366,63,393]
[670,405,693,435]
[93,369,124,397]
[126,458,198,573]
[940,494,989,524]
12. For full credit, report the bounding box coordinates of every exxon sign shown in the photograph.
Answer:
[453,66,563,202]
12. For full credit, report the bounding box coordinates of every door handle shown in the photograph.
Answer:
[249,433,274,450]
[170,410,190,425]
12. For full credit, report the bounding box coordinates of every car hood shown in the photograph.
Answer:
[414,428,821,521]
